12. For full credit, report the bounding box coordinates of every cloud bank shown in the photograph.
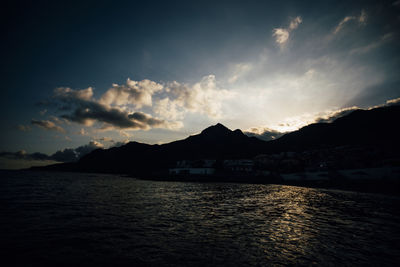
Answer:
[0,141,105,164]
[47,75,231,131]
[53,86,182,130]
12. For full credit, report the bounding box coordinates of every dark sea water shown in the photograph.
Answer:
[0,171,399,266]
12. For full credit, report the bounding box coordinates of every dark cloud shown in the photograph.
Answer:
[50,149,77,162]
[128,112,166,126]
[61,101,144,129]
[0,150,51,161]
[31,119,66,133]
[54,87,181,130]
[49,141,104,162]
[0,141,105,164]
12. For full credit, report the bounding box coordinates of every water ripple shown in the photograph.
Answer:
[1,171,399,266]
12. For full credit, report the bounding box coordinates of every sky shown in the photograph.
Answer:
[1,0,400,168]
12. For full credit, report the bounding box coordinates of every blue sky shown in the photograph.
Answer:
[1,0,400,168]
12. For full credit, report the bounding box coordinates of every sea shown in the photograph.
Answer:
[0,170,399,266]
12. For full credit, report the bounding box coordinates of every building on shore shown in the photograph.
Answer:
[169,159,216,175]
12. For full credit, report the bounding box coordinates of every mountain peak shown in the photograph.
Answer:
[200,123,231,135]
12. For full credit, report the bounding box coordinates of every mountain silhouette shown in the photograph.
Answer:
[268,105,400,151]
[35,105,400,174]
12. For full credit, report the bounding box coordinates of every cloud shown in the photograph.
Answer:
[54,87,181,130]
[17,124,31,132]
[0,139,122,165]
[244,127,286,141]
[112,140,130,147]
[333,10,367,34]
[273,16,302,46]
[350,33,394,55]
[0,150,51,161]
[99,78,163,109]
[31,119,66,133]
[333,16,355,35]
[385,97,400,106]
[313,106,360,123]
[96,137,114,142]
[54,86,94,100]
[153,98,184,120]
[49,140,105,162]
[46,75,232,131]
[155,75,234,119]
[273,28,290,45]
[358,9,367,24]
[228,63,253,83]
[78,128,88,136]
[119,130,132,138]
[289,16,302,30]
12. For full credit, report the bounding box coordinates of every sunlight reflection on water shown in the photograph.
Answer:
[0,171,399,266]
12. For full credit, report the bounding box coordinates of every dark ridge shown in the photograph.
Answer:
[269,105,400,151]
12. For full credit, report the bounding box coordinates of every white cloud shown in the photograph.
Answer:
[154,98,184,120]
[385,97,400,106]
[273,28,290,45]
[272,16,302,46]
[99,78,163,109]
[289,16,302,30]
[333,10,367,34]
[54,87,94,100]
[156,75,235,119]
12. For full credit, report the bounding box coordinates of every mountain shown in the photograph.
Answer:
[40,123,268,174]
[268,105,400,151]
[35,105,400,174]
